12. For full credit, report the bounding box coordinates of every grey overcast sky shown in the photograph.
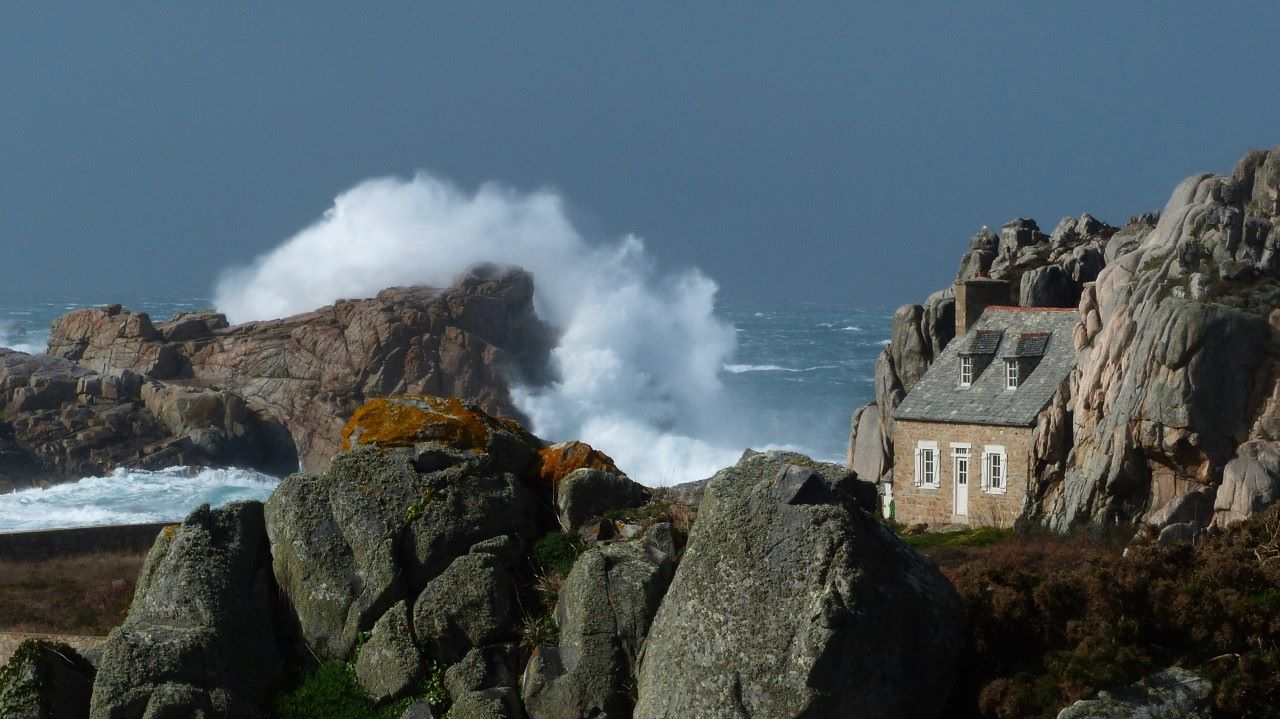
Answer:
[1,3,1277,305]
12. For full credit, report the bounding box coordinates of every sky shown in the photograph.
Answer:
[1,3,1278,306]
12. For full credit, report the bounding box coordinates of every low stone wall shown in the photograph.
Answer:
[0,632,104,667]
[0,522,170,562]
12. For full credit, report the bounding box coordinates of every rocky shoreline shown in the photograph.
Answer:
[4,146,1280,718]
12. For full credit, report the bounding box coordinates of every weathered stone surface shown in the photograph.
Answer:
[532,440,619,492]
[523,526,675,719]
[1056,667,1212,719]
[845,401,888,482]
[1213,440,1280,526]
[0,639,95,719]
[265,444,535,660]
[355,601,423,705]
[634,451,964,718]
[555,468,649,531]
[449,687,523,719]
[444,644,521,701]
[1035,147,1280,529]
[400,700,436,719]
[0,350,295,487]
[46,265,555,473]
[89,502,282,718]
[1021,264,1078,307]
[413,553,517,665]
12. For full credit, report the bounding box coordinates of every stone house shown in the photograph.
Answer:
[889,280,1079,528]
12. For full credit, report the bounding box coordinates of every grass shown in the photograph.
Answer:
[0,551,145,635]
[901,526,1014,551]
[268,660,450,719]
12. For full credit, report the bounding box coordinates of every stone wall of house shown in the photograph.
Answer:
[891,419,1032,528]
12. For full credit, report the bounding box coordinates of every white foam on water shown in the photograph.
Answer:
[0,466,279,532]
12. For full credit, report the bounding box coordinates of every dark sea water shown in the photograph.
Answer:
[0,293,892,530]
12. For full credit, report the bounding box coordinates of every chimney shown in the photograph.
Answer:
[955,278,1011,337]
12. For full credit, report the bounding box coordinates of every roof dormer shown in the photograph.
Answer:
[958,329,1002,387]
[1001,332,1050,389]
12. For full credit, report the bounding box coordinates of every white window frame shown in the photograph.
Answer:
[1004,359,1019,390]
[914,440,940,489]
[959,356,973,387]
[982,444,1008,494]
[951,444,971,513]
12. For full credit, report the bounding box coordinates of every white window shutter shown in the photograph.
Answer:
[981,451,990,491]
[913,448,922,486]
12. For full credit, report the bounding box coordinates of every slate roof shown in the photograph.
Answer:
[960,329,1003,356]
[1007,332,1050,358]
[893,307,1080,427]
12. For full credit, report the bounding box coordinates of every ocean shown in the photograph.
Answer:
[0,292,890,531]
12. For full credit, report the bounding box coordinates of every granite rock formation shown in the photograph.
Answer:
[43,264,555,473]
[634,451,964,718]
[1036,146,1280,530]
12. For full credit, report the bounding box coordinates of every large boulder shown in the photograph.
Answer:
[0,640,95,719]
[522,526,676,719]
[533,440,620,492]
[89,502,282,718]
[634,451,964,718]
[265,444,535,660]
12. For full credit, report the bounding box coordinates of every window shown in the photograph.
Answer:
[982,445,1007,494]
[960,356,973,386]
[1004,359,1019,390]
[915,441,939,488]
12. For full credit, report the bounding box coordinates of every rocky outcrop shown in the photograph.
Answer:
[265,444,536,660]
[554,468,650,531]
[634,451,964,717]
[1056,667,1212,719]
[522,524,676,718]
[89,501,282,718]
[45,264,555,473]
[1036,146,1280,529]
[0,350,296,488]
[0,639,95,719]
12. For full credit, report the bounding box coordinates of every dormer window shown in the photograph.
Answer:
[1004,359,1019,390]
[960,356,973,386]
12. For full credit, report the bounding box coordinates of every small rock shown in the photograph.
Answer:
[556,468,650,531]
[450,687,525,719]
[444,644,521,700]
[1056,667,1212,718]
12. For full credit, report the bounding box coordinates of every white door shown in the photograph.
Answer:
[954,452,969,516]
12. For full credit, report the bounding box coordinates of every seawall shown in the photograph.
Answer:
[0,522,169,562]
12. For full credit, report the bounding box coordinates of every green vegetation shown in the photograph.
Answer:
[920,507,1280,718]
[603,496,696,535]
[901,526,1013,551]
[530,531,583,577]
[269,660,450,719]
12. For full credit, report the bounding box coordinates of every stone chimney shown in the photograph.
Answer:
[955,278,1011,337]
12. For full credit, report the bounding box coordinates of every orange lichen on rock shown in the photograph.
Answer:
[533,440,619,490]
[342,395,529,452]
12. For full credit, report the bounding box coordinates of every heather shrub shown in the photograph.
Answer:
[927,506,1280,718]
